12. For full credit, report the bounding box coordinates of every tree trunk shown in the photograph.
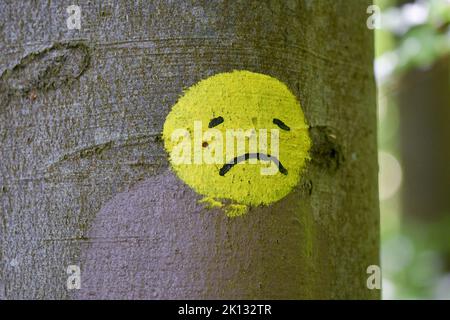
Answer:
[399,56,450,220]
[0,0,379,299]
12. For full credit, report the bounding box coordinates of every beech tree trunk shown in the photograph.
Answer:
[0,0,379,299]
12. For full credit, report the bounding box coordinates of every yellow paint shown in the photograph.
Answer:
[198,197,223,209]
[226,204,249,218]
[163,70,311,215]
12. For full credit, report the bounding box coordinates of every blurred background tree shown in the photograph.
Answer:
[375,0,450,299]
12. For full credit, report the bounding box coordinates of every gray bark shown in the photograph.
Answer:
[0,0,379,299]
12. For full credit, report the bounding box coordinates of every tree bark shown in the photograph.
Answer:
[0,0,379,299]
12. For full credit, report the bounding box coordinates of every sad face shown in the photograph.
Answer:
[163,70,311,214]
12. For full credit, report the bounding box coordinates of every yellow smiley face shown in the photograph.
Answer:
[163,70,311,216]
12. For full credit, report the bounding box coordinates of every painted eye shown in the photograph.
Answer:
[208,116,224,128]
[273,118,290,131]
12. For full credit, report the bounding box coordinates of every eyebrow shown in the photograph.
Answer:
[208,116,224,128]
[273,118,290,131]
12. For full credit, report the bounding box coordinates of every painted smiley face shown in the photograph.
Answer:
[163,70,311,216]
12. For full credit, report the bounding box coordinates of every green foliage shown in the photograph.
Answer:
[377,0,450,299]
[383,216,450,299]
[377,0,450,74]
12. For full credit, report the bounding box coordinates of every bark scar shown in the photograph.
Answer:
[309,125,344,172]
[0,42,90,96]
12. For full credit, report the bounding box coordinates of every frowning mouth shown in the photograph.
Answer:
[219,153,288,176]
